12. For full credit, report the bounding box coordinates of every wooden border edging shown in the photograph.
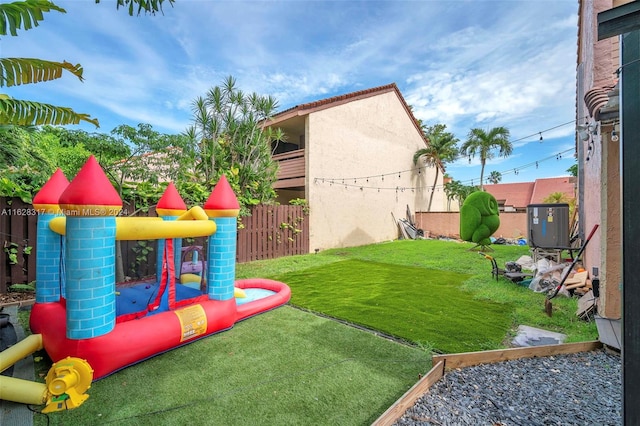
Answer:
[371,341,603,425]
[0,299,35,310]
[372,360,445,426]
[432,340,602,370]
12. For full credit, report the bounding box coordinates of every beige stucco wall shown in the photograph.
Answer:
[306,91,440,251]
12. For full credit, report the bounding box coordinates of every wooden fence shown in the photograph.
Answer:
[0,198,37,293]
[0,197,309,293]
[237,204,309,263]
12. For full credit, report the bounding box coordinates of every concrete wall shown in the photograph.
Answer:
[306,91,441,251]
[415,211,528,240]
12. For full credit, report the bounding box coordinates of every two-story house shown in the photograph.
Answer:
[265,83,443,252]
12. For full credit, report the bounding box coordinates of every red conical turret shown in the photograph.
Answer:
[59,156,122,216]
[156,182,187,217]
[33,169,70,214]
[204,175,240,218]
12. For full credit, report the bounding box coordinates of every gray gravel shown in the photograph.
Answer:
[394,349,621,426]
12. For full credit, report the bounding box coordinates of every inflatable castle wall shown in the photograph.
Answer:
[29,156,290,379]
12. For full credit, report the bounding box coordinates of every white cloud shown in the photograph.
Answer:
[3,0,579,181]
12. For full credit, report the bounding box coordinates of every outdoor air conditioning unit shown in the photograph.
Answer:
[527,204,570,249]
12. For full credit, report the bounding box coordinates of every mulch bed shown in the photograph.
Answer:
[0,291,35,307]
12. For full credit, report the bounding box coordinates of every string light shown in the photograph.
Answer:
[315,147,574,192]
[313,117,579,193]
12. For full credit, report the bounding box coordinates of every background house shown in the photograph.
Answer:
[265,83,442,251]
[484,177,576,212]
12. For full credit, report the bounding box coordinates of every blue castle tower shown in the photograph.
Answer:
[33,169,69,303]
[204,175,240,301]
[58,156,122,339]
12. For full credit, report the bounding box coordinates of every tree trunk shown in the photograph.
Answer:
[428,168,439,212]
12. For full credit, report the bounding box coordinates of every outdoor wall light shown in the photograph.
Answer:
[577,126,590,142]
[611,123,620,142]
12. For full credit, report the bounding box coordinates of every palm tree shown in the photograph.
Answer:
[0,0,172,128]
[443,179,479,209]
[460,127,512,190]
[487,170,502,184]
[543,191,570,204]
[185,76,283,205]
[413,124,459,211]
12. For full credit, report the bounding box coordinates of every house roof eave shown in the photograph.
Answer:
[267,83,431,149]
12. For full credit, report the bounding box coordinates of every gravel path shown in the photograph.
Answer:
[394,349,621,426]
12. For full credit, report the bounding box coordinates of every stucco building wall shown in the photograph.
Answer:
[306,91,439,250]
[578,0,622,318]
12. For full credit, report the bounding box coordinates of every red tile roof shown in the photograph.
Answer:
[484,177,576,209]
[530,177,576,204]
[273,83,401,118]
[483,182,534,210]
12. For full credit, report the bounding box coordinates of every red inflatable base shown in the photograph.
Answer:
[30,279,290,379]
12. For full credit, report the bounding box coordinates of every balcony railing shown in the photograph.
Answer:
[273,149,305,188]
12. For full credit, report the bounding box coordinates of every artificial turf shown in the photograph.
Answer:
[29,239,597,425]
[33,307,431,426]
[275,259,512,353]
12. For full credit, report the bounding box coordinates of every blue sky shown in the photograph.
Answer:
[5,0,579,185]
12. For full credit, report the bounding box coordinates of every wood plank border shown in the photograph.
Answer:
[372,360,445,426]
[371,341,603,425]
[432,340,602,370]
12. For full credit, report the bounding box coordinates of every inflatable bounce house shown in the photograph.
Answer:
[0,156,290,412]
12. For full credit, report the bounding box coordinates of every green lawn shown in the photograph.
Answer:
[243,239,597,346]
[30,239,597,425]
[275,259,510,353]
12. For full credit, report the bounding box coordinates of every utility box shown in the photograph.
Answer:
[527,204,570,248]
